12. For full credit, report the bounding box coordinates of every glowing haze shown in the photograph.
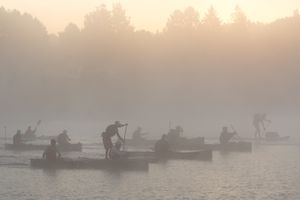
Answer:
[0,0,299,33]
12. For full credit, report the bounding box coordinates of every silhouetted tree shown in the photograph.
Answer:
[111,3,133,34]
[0,4,300,122]
[202,6,221,29]
[231,5,249,30]
[165,7,200,34]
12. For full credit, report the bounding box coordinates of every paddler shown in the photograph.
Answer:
[219,126,237,144]
[253,113,271,139]
[154,134,170,155]
[43,139,61,161]
[102,121,127,159]
[57,130,71,146]
[132,126,148,141]
[13,130,22,145]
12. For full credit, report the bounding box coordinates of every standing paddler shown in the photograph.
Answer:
[253,113,271,139]
[102,121,128,159]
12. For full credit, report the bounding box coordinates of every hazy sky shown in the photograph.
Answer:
[0,0,299,33]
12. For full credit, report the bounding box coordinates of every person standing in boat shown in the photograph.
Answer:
[102,121,127,159]
[43,139,61,161]
[13,130,22,145]
[220,126,237,145]
[253,113,271,139]
[154,134,170,155]
[57,130,71,146]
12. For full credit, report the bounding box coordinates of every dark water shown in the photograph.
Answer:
[0,139,300,200]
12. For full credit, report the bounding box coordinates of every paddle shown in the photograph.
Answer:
[123,124,128,151]
[35,120,42,130]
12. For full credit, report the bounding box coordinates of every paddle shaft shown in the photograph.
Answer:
[35,120,42,130]
[123,124,128,150]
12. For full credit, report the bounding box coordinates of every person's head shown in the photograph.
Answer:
[222,126,228,132]
[17,130,21,135]
[115,121,123,127]
[50,139,56,146]
[27,126,31,130]
[62,130,68,135]
[161,134,167,140]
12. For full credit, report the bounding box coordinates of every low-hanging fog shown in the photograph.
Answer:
[0,5,300,139]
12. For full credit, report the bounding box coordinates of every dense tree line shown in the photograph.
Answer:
[0,5,299,121]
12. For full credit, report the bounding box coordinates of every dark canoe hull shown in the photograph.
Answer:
[21,135,56,142]
[36,135,56,140]
[200,142,252,152]
[124,150,212,161]
[30,158,149,170]
[124,139,156,147]
[5,143,82,152]
[264,136,290,142]
[125,137,205,149]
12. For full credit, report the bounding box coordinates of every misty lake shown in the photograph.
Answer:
[0,138,299,200]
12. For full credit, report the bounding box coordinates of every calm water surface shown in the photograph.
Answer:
[0,139,299,200]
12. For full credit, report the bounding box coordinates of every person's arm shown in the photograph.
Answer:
[121,123,128,127]
[116,133,125,142]
[43,150,46,159]
[263,115,271,124]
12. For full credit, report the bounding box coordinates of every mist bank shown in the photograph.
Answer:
[0,5,300,137]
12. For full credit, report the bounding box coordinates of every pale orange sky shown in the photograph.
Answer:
[0,0,299,34]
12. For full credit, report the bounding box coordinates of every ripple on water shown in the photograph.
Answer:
[0,145,300,200]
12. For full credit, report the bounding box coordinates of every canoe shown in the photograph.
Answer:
[30,158,149,170]
[123,150,212,161]
[5,143,82,152]
[264,132,290,142]
[124,137,205,149]
[264,136,290,142]
[36,135,56,140]
[161,142,252,152]
[200,142,252,152]
[124,139,156,148]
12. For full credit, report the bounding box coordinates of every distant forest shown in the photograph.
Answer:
[0,5,300,121]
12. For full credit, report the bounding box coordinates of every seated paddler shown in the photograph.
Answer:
[219,126,237,145]
[43,139,61,161]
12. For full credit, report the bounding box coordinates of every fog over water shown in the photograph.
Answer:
[0,5,300,139]
[1,5,300,200]
[1,143,300,200]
